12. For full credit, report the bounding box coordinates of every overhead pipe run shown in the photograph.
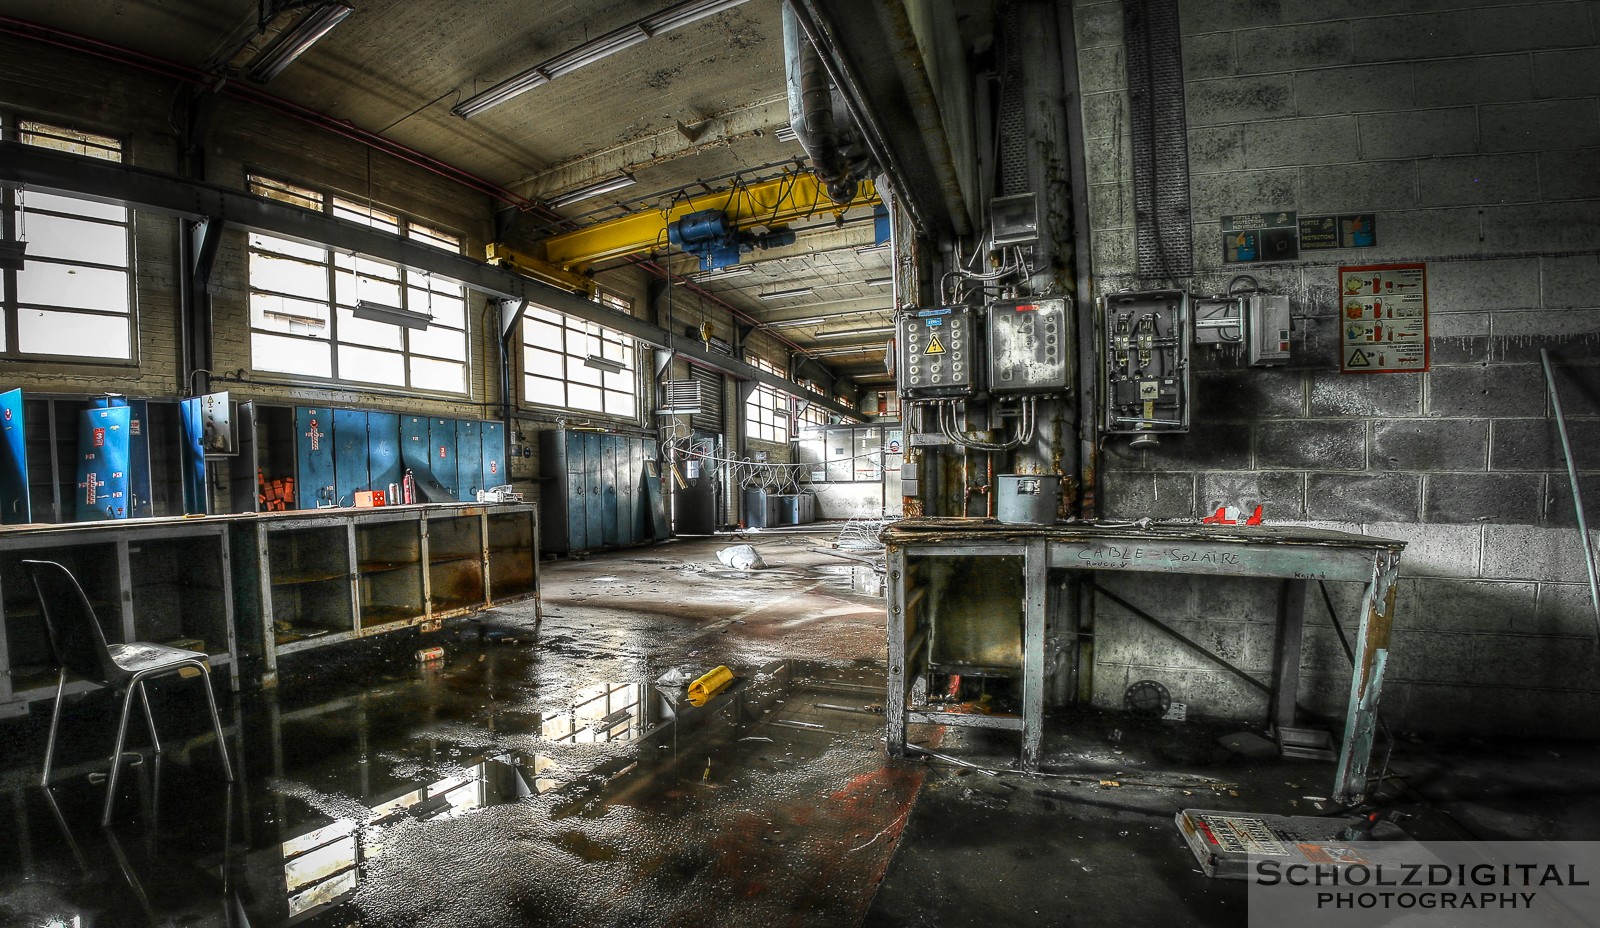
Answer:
[782,1,874,204]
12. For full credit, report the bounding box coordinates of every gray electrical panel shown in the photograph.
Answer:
[897,306,979,398]
[1247,294,1292,365]
[987,298,1071,394]
[1101,290,1190,445]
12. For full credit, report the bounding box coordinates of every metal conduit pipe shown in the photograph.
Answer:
[782,2,857,204]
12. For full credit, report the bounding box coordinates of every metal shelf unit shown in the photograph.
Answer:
[231,502,539,687]
[0,518,237,719]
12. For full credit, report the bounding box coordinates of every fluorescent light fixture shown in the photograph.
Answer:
[0,240,26,271]
[453,0,753,117]
[814,326,893,340]
[763,315,828,328]
[856,242,889,254]
[774,125,798,143]
[353,300,431,330]
[757,287,814,301]
[546,174,636,208]
[583,354,626,375]
[864,277,892,287]
[690,265,753,282]
[245,3,353,84]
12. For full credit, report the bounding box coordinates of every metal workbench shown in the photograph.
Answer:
[882,518,1404,805]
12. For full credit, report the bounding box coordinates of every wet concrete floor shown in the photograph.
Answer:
[3,530,1599,926]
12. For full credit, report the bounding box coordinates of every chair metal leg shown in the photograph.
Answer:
[103,685,139,826]
[137,681,161,755]
[196,663,234,783]
[41,668,67,787]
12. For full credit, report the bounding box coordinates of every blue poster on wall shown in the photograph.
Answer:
[76,405,131,521]
[0,389,30,524]
[179,397,208,515]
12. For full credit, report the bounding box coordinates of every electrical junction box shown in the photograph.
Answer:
[1247,294,1292,365]
[987,298,1072,395]
[897,306,980,398]
[1192,296,1243,346]
[1101,290,1190,445]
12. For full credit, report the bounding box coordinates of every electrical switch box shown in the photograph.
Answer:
[987,298,1072,395]
[1246,294,1292,365]
[897,306,980,398]
[1101,290,1190,445]
[1192,296,1244,346]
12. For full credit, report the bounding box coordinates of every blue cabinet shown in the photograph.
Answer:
[333,408,370,504]
[429,419,458,500]
[481,422,505,490]
[368,412,402,497]
[456,419,482,501]
[294,407,335,510]
[539,430,657,553]
[76,405,133,521]
[0,389,30,524]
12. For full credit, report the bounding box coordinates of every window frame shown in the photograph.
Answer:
[519,297,642,423]
[744,354,791,444]
[245,173,474,397]
[0,114,138,366]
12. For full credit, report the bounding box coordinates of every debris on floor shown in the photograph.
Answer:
[716,544,768,570]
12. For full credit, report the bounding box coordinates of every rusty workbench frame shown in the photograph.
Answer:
[882,519,1404,806]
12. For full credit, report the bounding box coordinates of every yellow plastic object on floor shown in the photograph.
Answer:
[687,665,735,707]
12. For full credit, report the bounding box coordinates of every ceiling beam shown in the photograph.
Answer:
[0,141,858,421]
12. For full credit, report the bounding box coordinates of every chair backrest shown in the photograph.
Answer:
[21,560,117,684]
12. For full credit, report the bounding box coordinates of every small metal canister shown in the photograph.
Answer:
[996,474,1060,524]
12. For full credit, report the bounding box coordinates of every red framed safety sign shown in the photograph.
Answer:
[1337,262,1429,374]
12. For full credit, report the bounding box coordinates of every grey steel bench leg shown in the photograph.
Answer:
[41,668,67,787]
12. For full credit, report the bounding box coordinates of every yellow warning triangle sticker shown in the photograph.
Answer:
[1347,348,1371,368]
[925,333,946,355]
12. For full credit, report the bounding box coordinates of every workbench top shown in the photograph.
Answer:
[881,517,1405,551]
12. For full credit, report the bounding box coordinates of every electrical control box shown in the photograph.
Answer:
[987,298,1072,394]
[1101,290,1190,445]
[1246,294,1292,365]
[897,305,980,398]
[1192,296,1243,346]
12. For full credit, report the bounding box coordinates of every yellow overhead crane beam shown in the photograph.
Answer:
[486,172,880,295]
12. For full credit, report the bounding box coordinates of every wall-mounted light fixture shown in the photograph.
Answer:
[245,3,354,83]
[353,300,431,330]
[813,325,893,340]
[582,354,626,375]
[864,277,892,287]
[546,174,636,208]
[757,287,814,301]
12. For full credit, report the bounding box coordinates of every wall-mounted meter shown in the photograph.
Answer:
[1101,290,1190,448]
[988,298,1072,394]
[897,306,980,398]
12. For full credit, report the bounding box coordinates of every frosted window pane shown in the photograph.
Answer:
[602,370,634,393]
[24,192,126,222]
[568,383,603,412]
[333,306,402,349]
[410,357,465,393]
[523,318,561,348]
[408,287,465,329]
[251,294,330,338]
[337,345,405,386]
[24,213,128,266]
[524,375,565,406]
[254,333,331,377]
[16,263,129,313]
[251,252,329,300]
[526,348,562,378]
[566,356,601,386]
[606,390,636,418]
[249,233,324,263]
[408,324,466,361]
[16,309,130,358]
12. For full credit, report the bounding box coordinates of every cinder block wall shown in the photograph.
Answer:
[1075,0,1600,736]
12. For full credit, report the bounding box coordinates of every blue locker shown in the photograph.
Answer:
[368,411,402,497]
[179,398,207,515]
[295,407,335,510]
[481,422,505,490]
[616,437,637,545]
[429,418,458,500]
[77,405,132,521]
[564,432,588,549]
[637,439,658,541]
[601,435,619,545]
[126,399,153,518]
[456,419,482,501]
[581,432,605,544]
[333,408,370,504]
[0,389,30,524]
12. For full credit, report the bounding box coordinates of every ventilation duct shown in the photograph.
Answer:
[781,1,876,203]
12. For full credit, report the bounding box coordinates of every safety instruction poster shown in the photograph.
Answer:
[1338,263,1428,373]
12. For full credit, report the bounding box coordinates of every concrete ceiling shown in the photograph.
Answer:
[4,0,903,392]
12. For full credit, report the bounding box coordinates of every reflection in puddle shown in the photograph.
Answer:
[814,563,886,596]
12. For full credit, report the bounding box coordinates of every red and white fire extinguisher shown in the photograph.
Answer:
[402,468,416,505]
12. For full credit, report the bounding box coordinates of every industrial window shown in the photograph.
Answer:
[246,175,470,394]
[798,401,830,431]
[745,354,790,444]
[0,118,134,361]
[520,301,639,420]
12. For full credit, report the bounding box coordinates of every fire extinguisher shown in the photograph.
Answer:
[402,469,416,505]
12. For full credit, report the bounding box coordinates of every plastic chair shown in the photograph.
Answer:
[22,559,234,825]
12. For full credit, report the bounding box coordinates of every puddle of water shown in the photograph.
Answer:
[813,563,887,596]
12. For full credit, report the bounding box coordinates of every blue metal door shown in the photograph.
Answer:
[615,437,636,545]
[456,419,481,501]
[565,431,587,549]
[582,432,605,545]
[333,408,369,505]
[368,411,402,497]
[481,422,505,490]
[601,435,619,545]
[429,418,458,500]
[0,389,29,524]
[179,397,207,515]
[295,407,335,510]
[77,405,132,521]
[125,399,152,518]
